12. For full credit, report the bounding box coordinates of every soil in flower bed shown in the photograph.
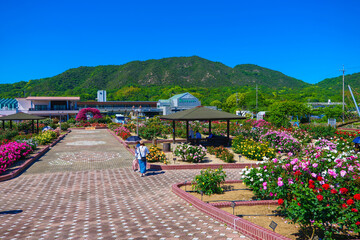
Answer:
[180,183,256,202]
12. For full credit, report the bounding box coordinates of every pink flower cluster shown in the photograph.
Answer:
[75,108,102,121]
[0,141,33,174]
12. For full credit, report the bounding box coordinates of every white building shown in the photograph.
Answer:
[157,92,201,115]
[97,90,107,102]
[0,96,80,120]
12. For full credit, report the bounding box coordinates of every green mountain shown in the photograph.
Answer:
[316,72,360,92]
[0,56,310,99]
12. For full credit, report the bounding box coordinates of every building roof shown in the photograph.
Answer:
[26,97,80,101]
[160,106,246,121]
[169,93,189,100]
[0,112,46,120]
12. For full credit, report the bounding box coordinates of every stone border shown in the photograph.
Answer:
[172,180,290,240]
[107,129,258,170]
[0,130,71,182]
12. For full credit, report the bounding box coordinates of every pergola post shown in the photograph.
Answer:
[227,120,230,145]
[2,120,4,130]
[209,120,212,134]
[186,120,189,143]
[32,120,34,133]
[37,120,39,134]
[172,120,175,144]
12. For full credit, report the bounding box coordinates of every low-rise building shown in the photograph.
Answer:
[157,92,201,115]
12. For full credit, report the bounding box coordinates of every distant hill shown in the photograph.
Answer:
[0,56,310,99]
[316,72,360,92]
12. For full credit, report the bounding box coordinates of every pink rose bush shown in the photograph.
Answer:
[0,141,33,174]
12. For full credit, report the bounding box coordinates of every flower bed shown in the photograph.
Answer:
[240,148,360,239]
[114,126,131,140]
[260,130,301,153]
[34,130,59,145]
[174,143,206,163]
[232,136,276,161]
[146,145,168,164]
[0,141,33,174]
[207,146,235,163]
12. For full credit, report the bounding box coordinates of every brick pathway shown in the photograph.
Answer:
[0,130,250,240]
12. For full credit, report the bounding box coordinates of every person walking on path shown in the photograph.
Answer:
[132,141,141,171]
[137,141,149,177]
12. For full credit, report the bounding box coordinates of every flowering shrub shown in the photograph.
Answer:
[34,130,58,145]
[260,130,301,153]
[75,108,102,121]
[146,145,168,164]
[114,126,131,140]
[207,146,234,163]
[174,143,206,163]
[192,167,227,195]
[240,149,360,239]
[300,124,336,139]
[0,141,33,174]
[313,138,337,151]
[232,136,276,161]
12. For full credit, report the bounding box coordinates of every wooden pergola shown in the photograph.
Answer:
[160,106,246,144]
[0,112,46,134]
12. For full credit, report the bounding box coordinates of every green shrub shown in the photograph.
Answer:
[192,167,227,195]
[60,122,69,131]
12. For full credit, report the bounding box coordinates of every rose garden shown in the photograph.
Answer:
[1,107,360,240]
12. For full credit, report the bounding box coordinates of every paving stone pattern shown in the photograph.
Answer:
[0,130,250,240]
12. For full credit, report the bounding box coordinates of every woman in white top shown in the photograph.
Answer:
[137,142,150,177]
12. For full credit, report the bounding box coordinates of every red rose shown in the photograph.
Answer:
[351,208,358,213]
[354,194,360,200]
[339,188,348,194]
[317,176,323,181]
[331,189,338,194]
[309,184,315,189]
[356,221,360,226]
[347,199,354,205]
[342,203,348,208]
[318,188,323,192]
[317,195,324,201]
[309,179,315,184]
[278,199,284,205]
[322,184,330,190]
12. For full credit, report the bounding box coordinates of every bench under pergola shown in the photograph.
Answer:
[0,112,46,134]
[160,106,246,144]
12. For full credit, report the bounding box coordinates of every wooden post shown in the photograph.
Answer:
[37,120,39,134]
[227,120,230,145]
[186,121,189,143]
[2,120,4,130]
[172,120,176,144]
[209,120,212,134]
[32,120,34,133]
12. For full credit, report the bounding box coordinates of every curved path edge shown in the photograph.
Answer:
[107,129,258,170]
[172,181,290,240]
[0,130,71,182]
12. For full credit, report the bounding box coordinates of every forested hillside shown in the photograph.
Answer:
[0,56,358,112]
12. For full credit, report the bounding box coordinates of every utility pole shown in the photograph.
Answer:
[341,66,345,123]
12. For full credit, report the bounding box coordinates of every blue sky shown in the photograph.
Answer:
[1,0,360,84]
